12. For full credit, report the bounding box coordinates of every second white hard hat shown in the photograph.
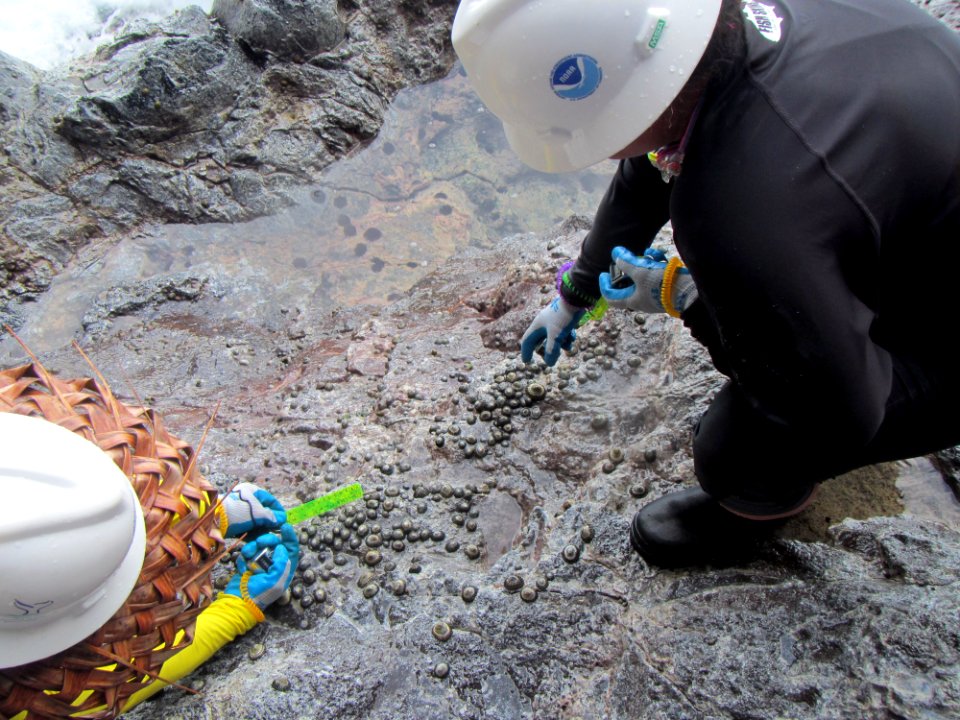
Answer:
[452,0,723,172]
[0,413,146,668]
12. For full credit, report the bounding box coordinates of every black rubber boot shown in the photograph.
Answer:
[629,487,785,568]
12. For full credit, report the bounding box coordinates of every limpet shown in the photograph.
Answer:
[629,480,649,498]
[432,621,453,642]
[590,414,609,430]
[562,544,581,563]
[503,574,524,593]
[461,585,478,603]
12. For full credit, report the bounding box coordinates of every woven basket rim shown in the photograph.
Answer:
[0,356,225,720]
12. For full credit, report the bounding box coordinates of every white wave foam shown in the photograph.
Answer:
[0,0,214,70]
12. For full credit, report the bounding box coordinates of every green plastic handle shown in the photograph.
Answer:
[286,482,364,524]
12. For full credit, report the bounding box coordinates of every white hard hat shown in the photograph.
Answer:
[0,413,146,668]
[452,0,723,172]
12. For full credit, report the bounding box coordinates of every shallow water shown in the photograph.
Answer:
[3,66,613,358]
[894,457,960,528]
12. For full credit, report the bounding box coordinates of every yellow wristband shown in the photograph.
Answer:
[660,257,685,318]
[215,504,229,538]
[238,571,266,622]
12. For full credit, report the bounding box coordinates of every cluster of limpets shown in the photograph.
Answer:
[240,481,493,627]
[428,360,550,457]
[424,313,645,462]
[556,316,647,380]
[500,573,546,603]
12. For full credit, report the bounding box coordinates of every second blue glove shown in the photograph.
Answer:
[225,523,300,610]
[520,296,585,367]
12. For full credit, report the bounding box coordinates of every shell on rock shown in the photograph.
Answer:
[432,621,453,642]
[503,574,524,593]
[562,544,581,563]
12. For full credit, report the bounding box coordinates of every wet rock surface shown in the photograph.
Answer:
[1,3,959,720]
[4,225,959,720]
[212,0,346,63]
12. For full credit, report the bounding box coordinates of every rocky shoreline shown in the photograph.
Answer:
[0,0,459,329]
[2,1,959,718]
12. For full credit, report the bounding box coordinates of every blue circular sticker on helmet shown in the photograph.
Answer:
[550,54,602,101]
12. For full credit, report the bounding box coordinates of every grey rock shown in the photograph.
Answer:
[212,0,345,62]
[113,158,243,223]
[923,0,960,28]
[0,51,41,130]
[57,9,252,152]
[81,271,217,335]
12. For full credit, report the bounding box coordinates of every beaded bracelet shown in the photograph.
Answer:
[659,257,685,318]
[555,261,599,308]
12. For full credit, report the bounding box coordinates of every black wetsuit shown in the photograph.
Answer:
[563,0,960,513]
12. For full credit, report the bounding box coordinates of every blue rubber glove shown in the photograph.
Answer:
[599,246,698,315]
[220,482,287,538]
[224,523,299,609]
[520,296,585,367]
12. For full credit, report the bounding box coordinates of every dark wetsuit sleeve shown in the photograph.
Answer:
[566,156,673,303]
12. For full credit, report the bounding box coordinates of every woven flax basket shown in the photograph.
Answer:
[0,359,225,720]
